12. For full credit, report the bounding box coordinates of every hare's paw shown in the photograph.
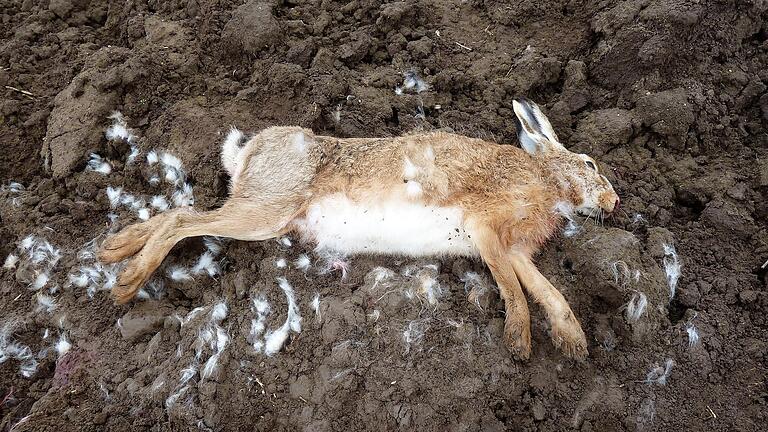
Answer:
[111,258,152,304]
[551,312,588,360]
[99,223,152,263]
[503,313,532,360]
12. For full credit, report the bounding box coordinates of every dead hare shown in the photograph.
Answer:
[99,99,619,360]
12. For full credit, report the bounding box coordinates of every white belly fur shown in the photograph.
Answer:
[294,194,478,257]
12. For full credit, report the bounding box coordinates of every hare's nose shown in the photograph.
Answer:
[614,197,621,210]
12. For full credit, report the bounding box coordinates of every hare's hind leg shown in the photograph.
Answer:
[110,198,300,303]
[509,252,588,360]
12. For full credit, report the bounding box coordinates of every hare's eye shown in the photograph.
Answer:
[585,160,597,171]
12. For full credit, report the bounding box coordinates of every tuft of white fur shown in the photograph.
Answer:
[416,266,442,306]
[686,322,700,348]
[211,301,228,323]
[662,244,681,300]
[645,359,674,385]
[275,258,287,268]
[137,208,150,221]
[35,294,56,314]
[402,320,429,353]
[203,237,223,256]
[368,267,395,290]
[401,71,429,93]
[221,127,245,176]
[146,150,159,165]
[150,195,169,212]
[279,237,292,247]
[87,154,112,175]
[553,201,581,237]
[160,152,182,171]
[168,266,192,282]
[310,293,321,320]
[3,254,18,269]
[8,182,25,194]
[626,291,648,323]
[405,180,423,197]
[55,333,71,357]
[611,261,632,287]
[105,111,137,145]
[264,277,302,356]
[0,323,38,378]
[171,183,194,208]
[192,252,219,277]
[161,152,184,185]
[30,272,49,290]
[106,187,123,208]
[293,254,312,272]
[249,295,271,353]
[126,146,140,165]
[460,271,492,310]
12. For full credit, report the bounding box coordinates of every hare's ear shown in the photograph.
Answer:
[513,99,563,154]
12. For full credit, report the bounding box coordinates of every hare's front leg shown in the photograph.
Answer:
[471,227,532,359]
[509,251,588,359]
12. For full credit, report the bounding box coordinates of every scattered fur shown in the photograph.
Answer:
[402,320,429,354]
[626,291,648,323]
[106,186,123,208]
[55,333,71,357]
[645,359,674,385]
[3,253,19,269]
[293,254,312,272]
[460,271,493,310]
[150,195,170,212]
[146,150,159,165]
[168,266,193,282]
[396,71,429,94]
[192,252,219,277]
[310,293,321,320]
[264,277,302,356]
[35,293,56,314]
[368,267,396,290]
[662,244,681,300]
[249,295,271,353]
[686,321,700,348]
[0,322,38,378]
[171,183,194,208]
[87,153,112,175]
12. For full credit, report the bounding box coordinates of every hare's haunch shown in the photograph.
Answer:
[100,99,619,359]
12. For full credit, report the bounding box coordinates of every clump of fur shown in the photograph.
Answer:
[0,322,38,378]
[263,277,302,356]
[402,320,430,354]
[626,291,648,323]
[645,359,674,385]
[662,244,681,300]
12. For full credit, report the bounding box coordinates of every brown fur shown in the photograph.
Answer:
[100,99,618,360]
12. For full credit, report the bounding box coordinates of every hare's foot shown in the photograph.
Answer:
[551,312,588,360]
[503,312,532,360]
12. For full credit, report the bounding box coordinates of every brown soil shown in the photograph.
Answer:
[1,0,767,431]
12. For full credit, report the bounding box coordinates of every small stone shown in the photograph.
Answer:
[739,290,758,304]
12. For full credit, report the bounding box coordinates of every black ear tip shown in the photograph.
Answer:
[513,97,529,105]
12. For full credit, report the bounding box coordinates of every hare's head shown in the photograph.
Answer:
[513,99,620,216]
